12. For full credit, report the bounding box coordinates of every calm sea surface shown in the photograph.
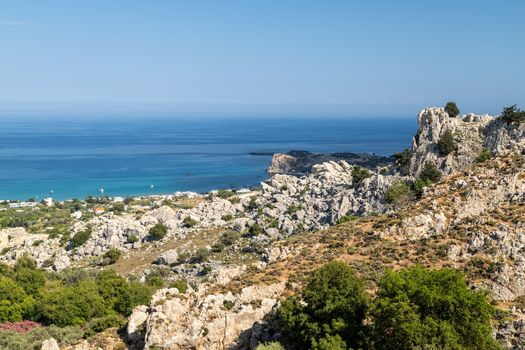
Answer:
[0,114,416,200]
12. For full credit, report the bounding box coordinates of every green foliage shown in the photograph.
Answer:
[109,202,125,213]
[101,249,122,265]
[0,326,83,350]
[229,196,241,204]
[70,226,92,248]
[352,166,371,187]
[255,342,285,350]
[248,223,264,236]
[445,101,460,118]
[15,268,46,294]
[182,216,198,228]
[385,180,413,206]
[437,130,457,156]
[246,197,258,211]
[216,189,235,199]
[371,266,500,350]
[411,178,433,199]
[0,276,33,322]
[476,148,492,163]
[223,300,235,310]
[279,262,501,350]
[145,272,165,289]
[169,278,188,294]
[211,241,225,253]
[149,223,168,240]
[419,161,442,183]
[221,213,234,221]
[126,234,139,243]
[279,261,368,349]
[84,314,125,337]
[500,105,525,125]
[221,231,240,246]
[392,148,413,169]
[336,214,358,225]
[192,248,210,263]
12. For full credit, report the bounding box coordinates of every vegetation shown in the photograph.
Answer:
[385,180,412,206]
[411,178,433,199]
[419,161,442,183]
[182,216,198,228]
[445,101,460,118]
[476,148,492,163]
[278,262,500,350]
[215,190,235,199]
[169,278,187,293]
[392,148,413,171]
[0,257,153,333]
[149,223,168,240]
[437,130,457,156]
[255,342,285,350]
[126,235,139,244]
[248,223,264,236]
[100,249,121,265]
[70,226,92,248]
[352,166,371,187]
[192,248,210,263]
[500,105,525,125]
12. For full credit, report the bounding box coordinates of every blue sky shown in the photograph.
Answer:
[0,0,524,115]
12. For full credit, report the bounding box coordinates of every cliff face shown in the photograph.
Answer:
[409,107,525,177]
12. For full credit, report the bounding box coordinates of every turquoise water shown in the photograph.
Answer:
[0,114,416,200]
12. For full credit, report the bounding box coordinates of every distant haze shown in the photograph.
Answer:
[0,0,524,115]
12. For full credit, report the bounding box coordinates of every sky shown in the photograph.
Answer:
[0,0,524,115]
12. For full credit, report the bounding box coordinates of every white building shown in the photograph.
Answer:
[8,202,38,209]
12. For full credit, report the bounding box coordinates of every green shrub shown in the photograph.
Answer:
[211,241,225,253]
[336,214,358,225]
[192,248,210,263]
[223,300,235,310]
[126,235,139,244]
[437,130,457,156]
[145,272,165,289]
[246,197,258,211]
[248,223,263,236]
[169,278,187,294]
[371,265,500,350]
[182,216,198,228]
[70,227,92,248]
[229,196,241,204]
[279,261,368,349]
[385,180,412,206]
[255,342,285,350]
[476,148,492,163]
[149,223,168,240]
[83,314,125,337]
[216,189,235,199]
[352,166,371,187]
[15,267,46,294]
[411,178,433,199]
[393,148,413,170]
[444,101,460,118]
[0,276,33,322]
[100,249,121,265]
[221,214,233,221]
[500,104,525,125]
[221,231,239,246]
[419,161,442,183]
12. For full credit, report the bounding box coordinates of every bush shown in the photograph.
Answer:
[476,148,492,163]
[392,148,413,170]
[500,104,525,125]
[255,342,285,350]
[223,300,235,310]
[385,180,413,206]
[278,261,368,349]
[221,214,233,221]
[444,101,460,118]
[0,276,33,322]
[371,265,500,350]
[437,130,457,156]
[149,223,168,240]
[182,216,198,228]
[211,241,225,253]
[15,268,46,295]
[419,161,442,183]
[221,231,240,246]
[100,249,121,265]
[216,189,235,199]
[352,166,371,187]
[83,314,124,338]
[126,235,139,244]
[70,227,92,248]
[192,248,210,263]
[411,178,433,199]
[248,223,263,236]
[145,272,164,289]
[169,278,187,294]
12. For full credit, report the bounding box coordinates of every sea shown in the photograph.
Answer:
[0,113,417,200]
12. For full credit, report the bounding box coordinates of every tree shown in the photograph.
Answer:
[437,130,457,156]
[392,148,413,171]
[149,223,168,240]
[279,261,368,349]
[385,180,413,207]
[445,102,460,118]
[371,266,500,350]
[419,162,442,183]
[352,166,371,187]
[500,105,525,125]
[70,227,92,248]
